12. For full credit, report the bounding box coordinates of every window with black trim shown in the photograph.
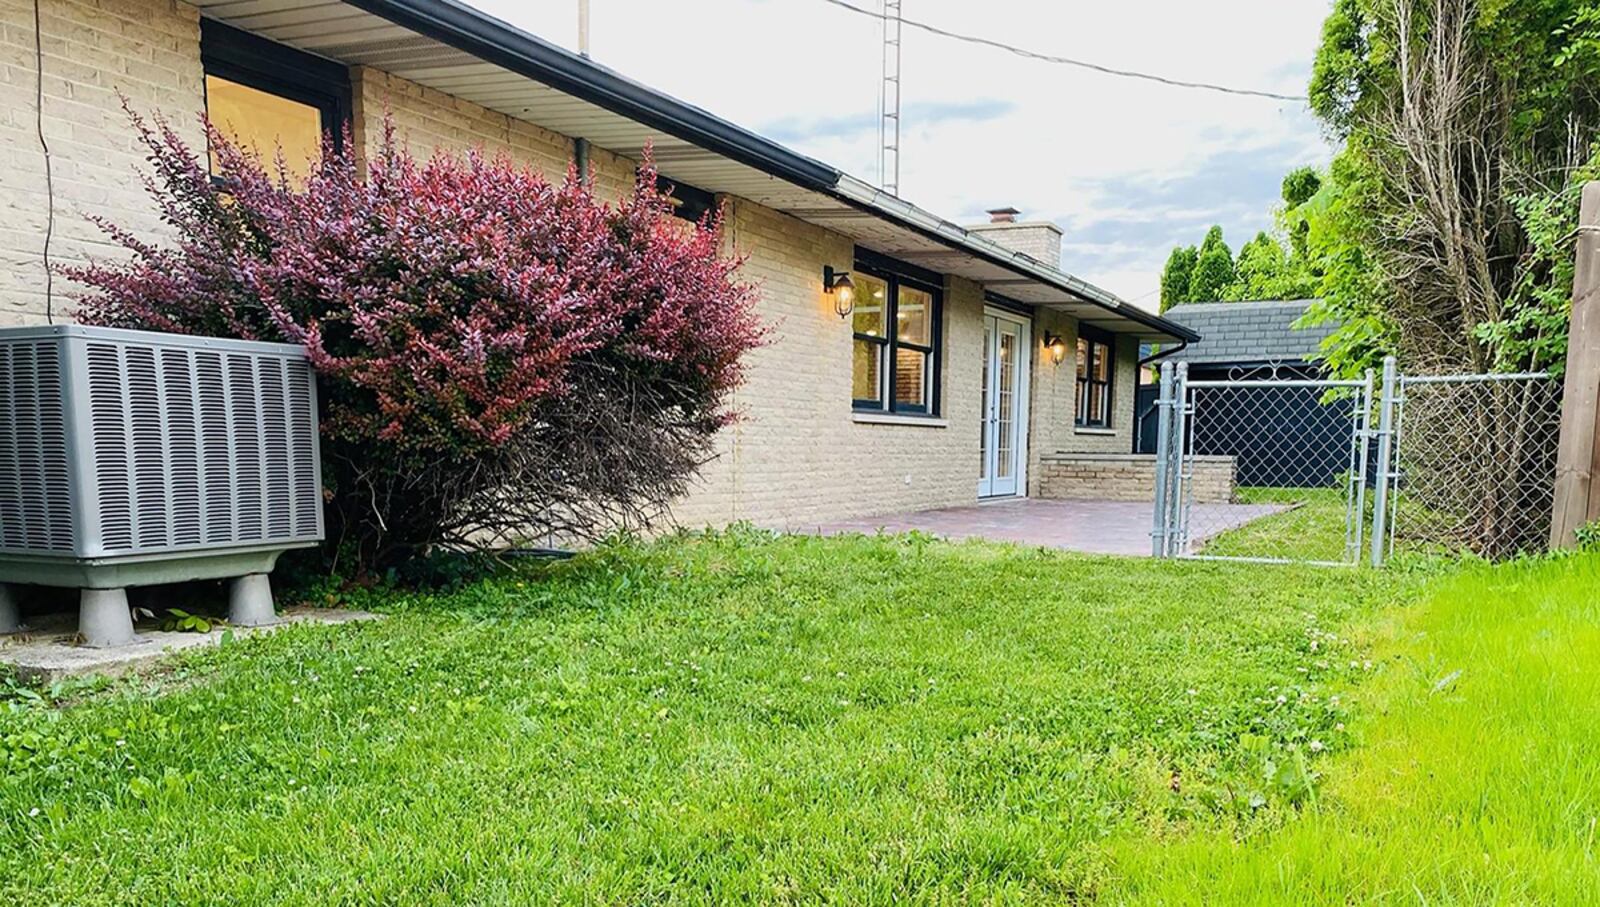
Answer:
[655,175,716,222]
[201,20,351,185]
[1076,328,1114,428]
[851,253,942,416]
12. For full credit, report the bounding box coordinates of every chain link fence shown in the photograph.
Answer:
[1151,360,1563,566]
[1388,373,1563,560]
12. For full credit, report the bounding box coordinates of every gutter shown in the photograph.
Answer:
[341,0,841,191]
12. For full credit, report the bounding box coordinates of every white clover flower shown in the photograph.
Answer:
[1309,740,1325,753]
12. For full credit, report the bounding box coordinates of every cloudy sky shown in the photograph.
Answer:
[470,0,1334,311]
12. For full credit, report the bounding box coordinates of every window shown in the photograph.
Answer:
[851,253,942,415]
[201,20,350,185]
[655,175,716,222]
[1076,328,1114,428]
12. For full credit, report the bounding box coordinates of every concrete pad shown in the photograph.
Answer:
[0,606,381,682]
[804,498,1289,557]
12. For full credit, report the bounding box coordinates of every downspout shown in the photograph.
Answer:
[574,137,590,184]
[573,0,591,185]
[1139,339,1188,369]
[1134,340,1189,454]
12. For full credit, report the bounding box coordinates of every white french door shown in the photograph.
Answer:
[978,310,1030,498]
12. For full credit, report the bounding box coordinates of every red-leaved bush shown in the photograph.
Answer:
[70,108,765,571]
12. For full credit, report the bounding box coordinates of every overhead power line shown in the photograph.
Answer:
[819,0,1308,103]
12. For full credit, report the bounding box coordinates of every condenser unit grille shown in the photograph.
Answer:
[0,326,323,561]
[81,341,322,556]
[0,340,74,552]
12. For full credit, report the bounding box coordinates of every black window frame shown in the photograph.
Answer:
[200,20,352,162]
[1075,325,1115,428]
[851,249,943,417]
[654,174,717,223]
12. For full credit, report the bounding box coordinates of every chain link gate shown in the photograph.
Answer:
[1150,357,1562,566]
[1150,361,1373,565]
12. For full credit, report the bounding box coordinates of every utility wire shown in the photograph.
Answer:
[819,0,1308,103]
[34,0,56,324]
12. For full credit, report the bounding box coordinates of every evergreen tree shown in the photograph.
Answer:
[1186,226,1235,302]
[1158,245,1198,312]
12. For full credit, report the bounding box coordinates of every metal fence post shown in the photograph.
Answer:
[1150,361,1176,557]
[1168,362,1190,557]
[1369,356,1398,567]
[1350,367,1375,563]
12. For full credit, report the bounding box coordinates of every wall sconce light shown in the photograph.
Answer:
[824,266,856,319]
[1043,332,1069,366]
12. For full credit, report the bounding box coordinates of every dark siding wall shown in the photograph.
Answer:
[1133,363,1354,489]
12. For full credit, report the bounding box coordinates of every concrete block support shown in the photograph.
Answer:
[0,584,20,634]
[79,588,137,648]
[229,574,278,627]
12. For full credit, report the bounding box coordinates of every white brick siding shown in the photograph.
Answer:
[0,1,1154,531]
[0,0,203,327]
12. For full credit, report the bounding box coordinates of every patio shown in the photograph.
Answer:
[808,497,1289,556]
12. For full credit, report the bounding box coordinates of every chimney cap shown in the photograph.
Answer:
[986,206,1021,224]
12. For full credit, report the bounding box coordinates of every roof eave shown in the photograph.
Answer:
[338,0,1198,345]
[831,178,1199,343]
[341,0,841,191]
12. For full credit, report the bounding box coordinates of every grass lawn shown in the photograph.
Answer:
[1199,487,1362,564]
[1109,551,1600,905]
[3,530,1593,905]
[0,529,1401,905]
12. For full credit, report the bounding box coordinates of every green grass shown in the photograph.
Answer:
[1109,552,1600,904]
[1200,487,1361,564]
[0,529,1404,905]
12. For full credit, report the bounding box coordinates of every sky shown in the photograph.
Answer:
[468,0,1335,312]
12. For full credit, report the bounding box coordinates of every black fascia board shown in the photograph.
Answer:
[340,0,841,192]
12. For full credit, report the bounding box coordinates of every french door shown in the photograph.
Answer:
[979,310,1030,498]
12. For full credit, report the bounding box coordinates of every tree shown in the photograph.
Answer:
[1187,226,1235,302]
[1281,166,1323,208]
[69,109,766,573]
[1303,0,1600,376]
[1296,0,1600,555]
[1226,231,1290,301]
[1159,245,1198,312]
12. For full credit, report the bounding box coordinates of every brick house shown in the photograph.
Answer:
[1,0,1197,531]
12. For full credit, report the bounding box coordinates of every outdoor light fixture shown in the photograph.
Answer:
[824,266,856,319]
[1043,332,1069,366]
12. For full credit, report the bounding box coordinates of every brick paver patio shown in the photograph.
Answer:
[807,498,1288,557]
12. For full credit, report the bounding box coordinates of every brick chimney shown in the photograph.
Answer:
[968,206,1063,269]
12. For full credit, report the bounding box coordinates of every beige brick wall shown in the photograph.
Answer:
[349,72,989,530]
[0,3,1160,530]
[0,0,203,327]
[670,196,986,529]
[1024,312,1140,494]
[1037,453,1235,504]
